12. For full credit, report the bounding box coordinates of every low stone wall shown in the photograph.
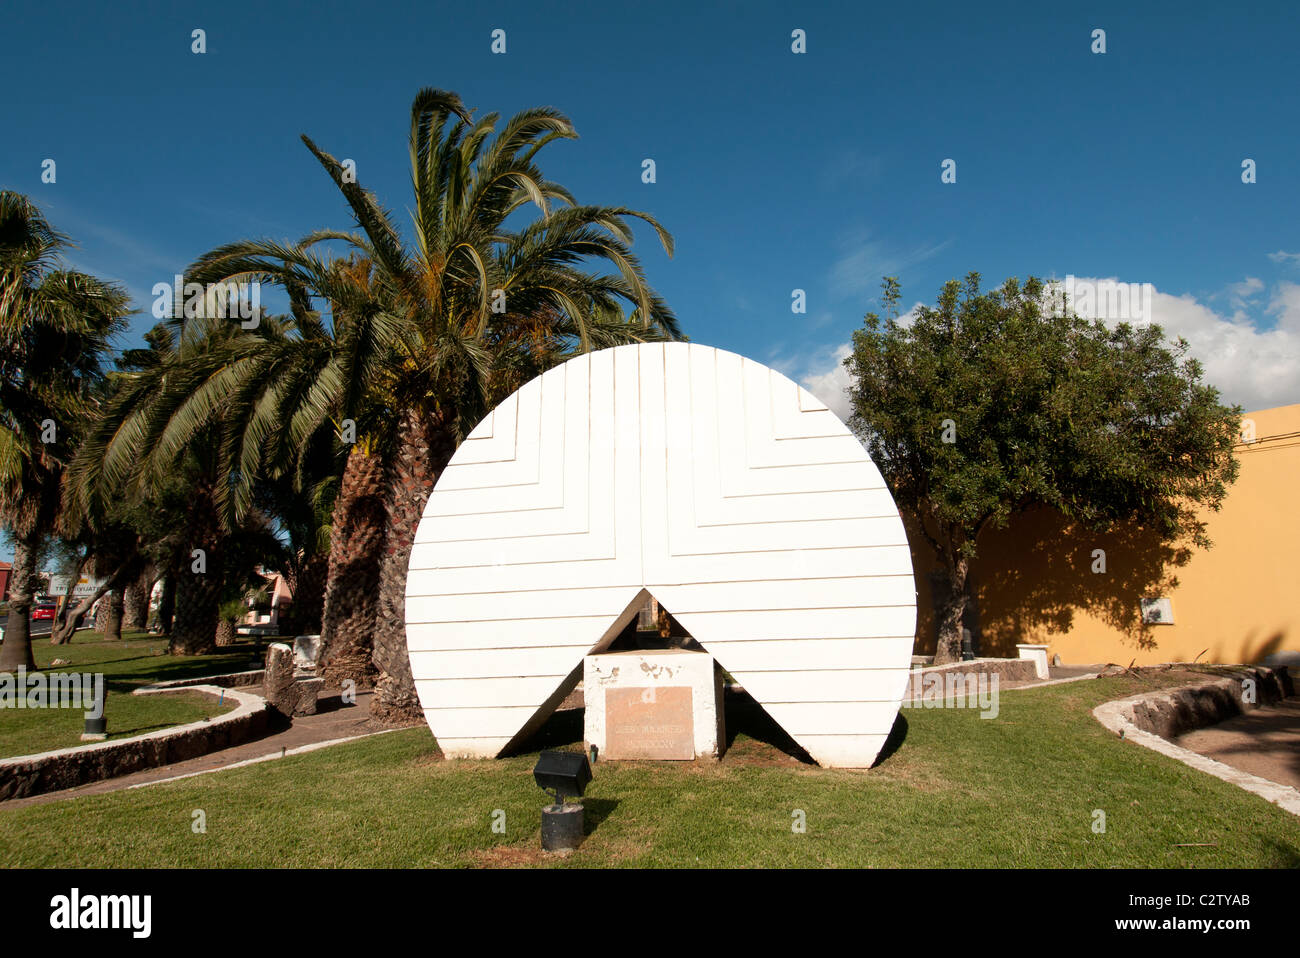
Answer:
[1091,666,1299,816]
[1103,666,1293,739]
[143,669,266,690]
[905,657,1037,697]
[0,685,271,801]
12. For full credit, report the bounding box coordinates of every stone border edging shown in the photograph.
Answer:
[141,669,265,690]
[1091,667,1300,817]
[0,684,271,801]
[900,657,1039,702]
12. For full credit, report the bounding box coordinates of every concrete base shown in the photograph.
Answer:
[1016,644,1051,679]
[293,634,322,671]
[584,649,725,760]
[540,803,584,851]
[293,676,324,716]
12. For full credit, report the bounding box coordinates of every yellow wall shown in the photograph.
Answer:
[907,403,1300,666]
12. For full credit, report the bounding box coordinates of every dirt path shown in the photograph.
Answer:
[1,690,422,811]
[1174,697,1300,790]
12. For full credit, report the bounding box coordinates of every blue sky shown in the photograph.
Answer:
[2,1,1298,562]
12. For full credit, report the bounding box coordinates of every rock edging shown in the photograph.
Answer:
[0,684,271,801]
[1092,667,1300,817]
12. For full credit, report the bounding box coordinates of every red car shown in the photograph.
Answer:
[31,598,56,621]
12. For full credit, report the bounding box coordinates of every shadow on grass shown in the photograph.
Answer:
[1263,838,1300,868]
[724,688,815,764]
[581,797,620,837]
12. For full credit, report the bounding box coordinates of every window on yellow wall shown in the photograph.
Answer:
[1140,597,1175,625]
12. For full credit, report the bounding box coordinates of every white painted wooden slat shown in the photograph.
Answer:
[669,606,918,641]
[425,706,545,739]
[666,514,910,558]
[408,645,589,680]
[405,343,917,767]
[791,735,890,767]
[437,737,514,759]
[416,675,570,710]
[691,636,916,672]
[406,544,913,591]
[692,487,901,529]
[634,544,915,590]
[406,614,623,651]
[762,701,903,735]
[407,575,914,622]
[434,378,543,490]
[449,398,513,463]
[735,668,912,704]
[769,370,844,440]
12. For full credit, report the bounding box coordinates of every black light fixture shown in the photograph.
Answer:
[82,688,106,741]
[532,750,592,851]
[82,714,107,740]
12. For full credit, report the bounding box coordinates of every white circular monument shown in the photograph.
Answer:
[405,342,917,767]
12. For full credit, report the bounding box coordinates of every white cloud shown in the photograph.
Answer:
[1067,276,1299,412]
[1226,276,1264,310]
[797,279,1300,419]
[1268,281,1300,333]
[1266,250,1300,266]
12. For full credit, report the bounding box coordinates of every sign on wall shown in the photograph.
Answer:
[405,342,917,767]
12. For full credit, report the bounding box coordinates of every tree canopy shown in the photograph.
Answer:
[845,273,1241,663]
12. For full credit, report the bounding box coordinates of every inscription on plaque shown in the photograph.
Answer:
[605,686,694,760]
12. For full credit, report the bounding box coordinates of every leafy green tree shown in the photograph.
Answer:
[0,192,130,670]
[844,274,1241,663]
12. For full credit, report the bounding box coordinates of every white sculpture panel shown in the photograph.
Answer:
[405,342,916,767]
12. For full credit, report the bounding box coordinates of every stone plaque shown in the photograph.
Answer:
[605,687,694,760]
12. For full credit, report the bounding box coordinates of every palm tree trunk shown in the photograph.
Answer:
[122,566,152,630]
[94,592,112,632]
[170,483,222,655]
[0,531,40,672]
[370,410,457,725]
[215,617,236,646]
[101,589,125,641]
[317,446,386,690]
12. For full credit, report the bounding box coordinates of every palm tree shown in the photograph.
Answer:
[0,192,129,671]
[182,87,681,721]
[66,314,283,654]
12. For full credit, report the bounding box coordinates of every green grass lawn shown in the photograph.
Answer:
[1,667,1296,868]
[0,629,259,759]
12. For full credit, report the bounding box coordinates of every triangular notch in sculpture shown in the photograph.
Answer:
[603,592,705,653]
[497,588,701,757]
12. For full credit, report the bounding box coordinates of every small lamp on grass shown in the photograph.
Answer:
[532,750,592,852]
[81,687,106,741]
